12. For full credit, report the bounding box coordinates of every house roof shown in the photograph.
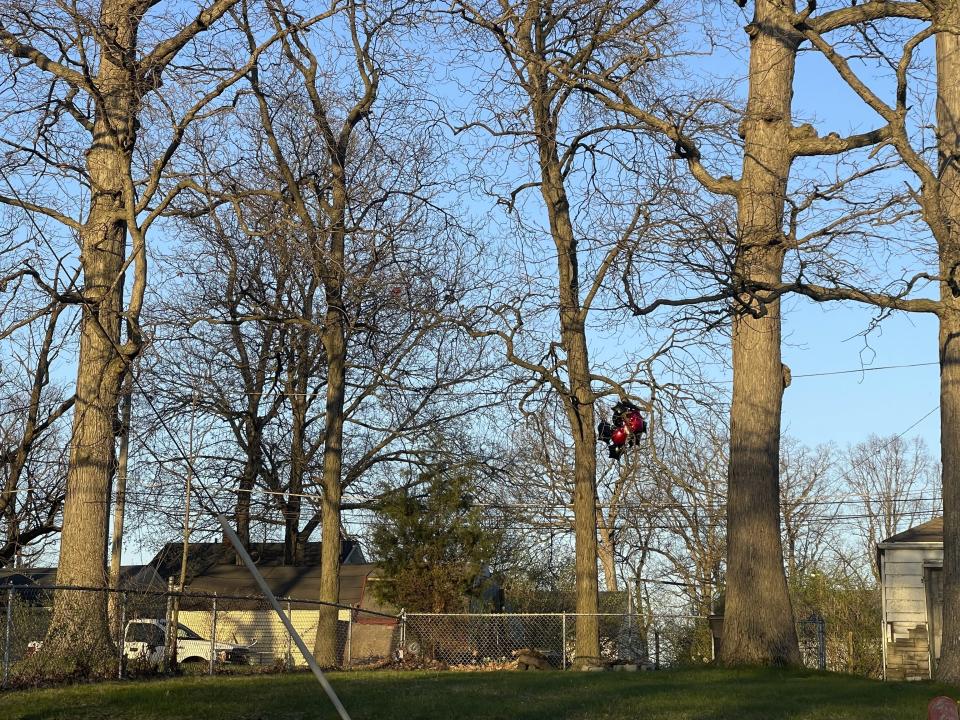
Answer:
[148,540,365,583]
[878,516,943,547]
[0,565,162,589]
[180,563,377,610]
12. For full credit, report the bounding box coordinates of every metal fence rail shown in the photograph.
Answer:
[0,584,400,688]
[1,584,832,687]
[400,613,827,671]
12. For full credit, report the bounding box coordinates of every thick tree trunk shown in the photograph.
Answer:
[313,164,348,666]
[313,324,346,667]
[42,0,142,673]
[234,418,263,553]
[534,96,601,668]
[569,430,601,666]
[934,3,960,682]
[721,0,800,667]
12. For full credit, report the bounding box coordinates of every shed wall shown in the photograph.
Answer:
[881,545,943,680]
[179,609,397,667]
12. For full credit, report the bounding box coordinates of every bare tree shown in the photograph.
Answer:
[0,0,317,669]
[843,434,938,581]
[779,437,838,580]
[644,422,727,619]
[447,0,690,667]
[549,0,932,664]
[739,0,960,680]
[0,299,75,566]
[156,0,495,667]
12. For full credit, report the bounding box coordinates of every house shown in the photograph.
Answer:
[0,564,164,595]
[877,516,943,680]
[147,539,366,583]
[147,540,397,667]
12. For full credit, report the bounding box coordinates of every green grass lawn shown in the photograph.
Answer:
[1,667,957,720]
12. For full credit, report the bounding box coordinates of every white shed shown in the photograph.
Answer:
[877,516,943,680]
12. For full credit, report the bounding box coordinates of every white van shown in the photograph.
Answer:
[123,619,254,665]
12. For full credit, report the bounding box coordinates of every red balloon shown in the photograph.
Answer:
[626,412,645,433]
[928,697,959,720]
[611,427,628,446]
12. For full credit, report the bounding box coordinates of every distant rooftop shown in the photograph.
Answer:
[148,540,365,583]
[879,516,943,546]
[0,564,161,589]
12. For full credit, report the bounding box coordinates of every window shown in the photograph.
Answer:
[127,622,165,646]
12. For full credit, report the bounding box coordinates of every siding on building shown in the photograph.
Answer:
[178,608,397,667]
[879,530,943,681]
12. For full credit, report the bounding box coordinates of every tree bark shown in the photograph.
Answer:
[42,0,143,672]
[313,315,346,667]
[934,0,960,682]
[313,154,348,668]
[533,80,601,668]
[109,367,133,634]
[234,417,262,551]
[597,521,619,592]
[721,0,801,667]
[283,332,314,565]
[284,393,307,565]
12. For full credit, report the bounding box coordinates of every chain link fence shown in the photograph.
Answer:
[0,584,400,687]
[1,586,831,687]
[400,613,826,671]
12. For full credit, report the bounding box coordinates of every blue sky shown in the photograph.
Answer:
[780,298,939,450]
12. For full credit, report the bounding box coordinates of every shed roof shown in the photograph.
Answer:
[148,540,364,583]
[878,516,943,547]
[180,563,376,610]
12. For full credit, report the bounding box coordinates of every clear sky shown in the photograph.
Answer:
[780,298,940,451]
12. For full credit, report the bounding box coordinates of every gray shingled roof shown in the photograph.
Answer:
[148,540,364,583]
[879,516,943,546]
[181,563,376,609]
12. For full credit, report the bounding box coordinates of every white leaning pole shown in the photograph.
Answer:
[217,514,353,720]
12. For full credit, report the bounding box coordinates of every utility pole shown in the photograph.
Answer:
[168,388,196,669]
[109,366,134,634]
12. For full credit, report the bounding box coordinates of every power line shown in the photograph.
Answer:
[790,361,939,379]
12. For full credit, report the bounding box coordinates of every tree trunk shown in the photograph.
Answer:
[234,418,262,552]
[284,389,307,565]
[313,164,348,667]
[313,322,346,667]
[109,368,133,635]
[721,0,801,667]
[935,1,960,682]
[533,91,601,668]
[597,521,618,592]
[42,0,142,673]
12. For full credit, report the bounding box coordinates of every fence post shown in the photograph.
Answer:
[117,592,127,680]
[3,585,13,689]
[346,610,353,668]
[654,629,660,670]
[286,600,293,670]
[561,613,567,670]
[818,618,826,671]
[163,577,174,673]
[399,609,406,661]
[209,595,217,676]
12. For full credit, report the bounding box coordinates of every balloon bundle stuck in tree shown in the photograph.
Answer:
[597,400,647,460]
